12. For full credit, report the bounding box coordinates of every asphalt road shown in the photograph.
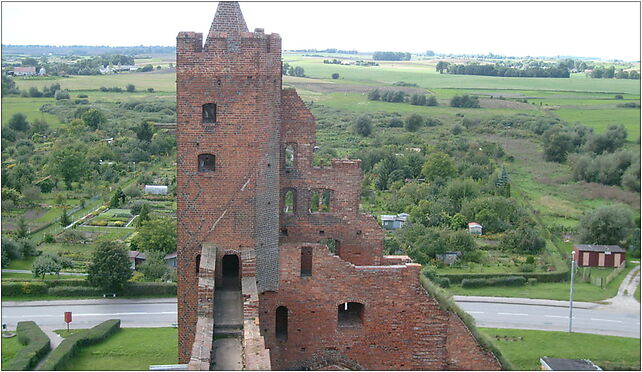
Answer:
[1,300,177,330]
[456,301,640,338]
[2,299,639,338]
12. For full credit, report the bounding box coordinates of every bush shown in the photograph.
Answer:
[451,124,463,135]
[39,319,120,370]
[450,95,480,108]
[48,286,102,297]
[122,282,176,296]
[405,114,423,132]
[434,277,450,288]
[527,278,538,285]
[77,94,88,98]
[331,73,339,79]
[8,321,51,371]
[353,114,372,137]
[1,282,48,296]
[461,276,527,288]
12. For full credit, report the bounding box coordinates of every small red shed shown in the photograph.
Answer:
[573,244,626,267]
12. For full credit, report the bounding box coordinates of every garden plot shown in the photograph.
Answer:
[83,209,136,227]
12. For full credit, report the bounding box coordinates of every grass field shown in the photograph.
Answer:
[635,285,640,302]
[1,272,81,280]
[1,334,23,366]
[55,327,177,370]
[447,263,633,302]
[479,328,641,370]
[13,72,176,92]
[1,96,62,126]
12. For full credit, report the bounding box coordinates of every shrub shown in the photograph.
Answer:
[434,277,450,288]
[77,94,88,98]
[527,278,538,285]
[450,95,480,108]
[48,286,102,297]
[1,282,48,296]
[451,124,463,135]
[353,114,372,137]
[405,114,423,132]
[331,73,339,79]
[39,319,120,370]
[8,321,51,370]
[614,94,624,100]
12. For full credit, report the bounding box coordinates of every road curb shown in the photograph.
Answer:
[453,296,597,309]
[2,297,178,307]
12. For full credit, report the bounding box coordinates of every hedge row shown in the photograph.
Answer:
[38,319,121,371]
[461,276,527,288]
[419,275,514,370]
[47,286,103,297]
[438,270,568,284]
[2,281,176,297]
[7,321,51,371]
[1,282,48,296]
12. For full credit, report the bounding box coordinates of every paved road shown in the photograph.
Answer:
[2,297,639,338]
[1,299,177,330]
[456,301,640,338]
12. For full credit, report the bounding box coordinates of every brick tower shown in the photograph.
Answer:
[177,2,501,370]
[176,1,282,362]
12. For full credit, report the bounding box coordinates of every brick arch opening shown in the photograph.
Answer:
[221,254,240,290]
[275,305,288,341]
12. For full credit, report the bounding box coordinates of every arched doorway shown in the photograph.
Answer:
[221,254,240,290]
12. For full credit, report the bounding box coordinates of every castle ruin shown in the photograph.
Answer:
[176,2,501,369]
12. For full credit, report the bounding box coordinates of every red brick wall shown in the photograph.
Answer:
[445,314,500,370]
[258,243,500,370]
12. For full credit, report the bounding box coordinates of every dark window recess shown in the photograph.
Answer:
[202,103,216,123]
[284,189,296,214]
[195,254,201,275]
[309,189,331,213]
[198,154,215,172]
[300,247,312,277]
[338,302,364,327]
[319,238,340,255]
[280,228,288,236]
[276,306,288,341]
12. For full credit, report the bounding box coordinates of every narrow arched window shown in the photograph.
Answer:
[195,254,201,275]
[284,189,296,214]
[338,302,364,327]
[202,103,216,123]
[198,154,215,172]
[285,144,295,168]
[275,306,288,341]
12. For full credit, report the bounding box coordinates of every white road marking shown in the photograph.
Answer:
[590,318,623,323]
[497,312,529,316]
[545,315,568,319]
[467,311,485,314]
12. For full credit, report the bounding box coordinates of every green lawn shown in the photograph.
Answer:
[1,334,23,366]
[635,285,640,302]
[479,328,640,370]
[448,264,634,302]
[1,96,63,127]
[13,73,176,92]
[55,328,178,370]
[1,272,80,280]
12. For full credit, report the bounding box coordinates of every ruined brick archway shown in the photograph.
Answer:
[293,350,364,371]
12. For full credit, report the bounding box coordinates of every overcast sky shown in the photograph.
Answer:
[2,1,640,61]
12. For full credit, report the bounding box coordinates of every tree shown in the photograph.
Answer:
[60,209,71,227]
[136,203,151,226]
[436,61,449,74]
[584,125,627,154]
[426,95,438,106]
[133,121,155,142]
[367,89,381,101]
[87,241,132,293]
[15,217,30,239]
[132,216,177,254]
[138,251,169,280]
[293,66,305,77]
[81,108,106,130]
[331,73,340,79]
[49,141,90,189]
[140,64,154,72]
[405,114,424,132]
[110,188,126,208]
[577,205,635,245]
[2,74,18,96]
[353,114,372,137]
[542,125,574,162]
[31,253,72,279]
[421,152,456,181]
[126,84,136,92]
[8,113,30,132]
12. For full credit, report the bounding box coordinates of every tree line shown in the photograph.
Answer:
[373,51,411,61]
[439,61,570,78]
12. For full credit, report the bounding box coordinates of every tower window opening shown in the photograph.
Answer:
[284,189,296,214]
[300,247,312,277]
[309,189,331,213]
[195,254,201,275]
[338,302,364,327]
[202,103,216,123]
[275,306,288,341]
[198,154,215,172]
[285,144,295,168]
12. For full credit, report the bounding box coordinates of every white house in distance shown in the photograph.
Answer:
[144,185,168,195]
[381,213,410,230]
[468,222,482,235]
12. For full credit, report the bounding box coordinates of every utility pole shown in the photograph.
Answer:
[569,250,576,333]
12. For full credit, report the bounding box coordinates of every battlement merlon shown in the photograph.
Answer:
[177,30,281,56]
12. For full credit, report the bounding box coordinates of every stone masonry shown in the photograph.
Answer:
[177,2,501,370]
